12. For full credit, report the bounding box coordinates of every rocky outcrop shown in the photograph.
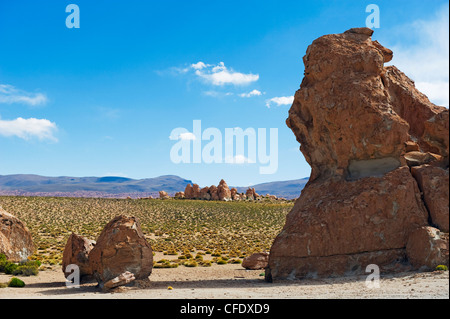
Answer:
[89,215,153,288]
[159,191,170,199]
[267,28,449,281]
[174,191,185,199]
[184,184,194,198]
[242,252,269,270]
[62,233,95,279]
[217,179,231,201]
[0,207,35,262]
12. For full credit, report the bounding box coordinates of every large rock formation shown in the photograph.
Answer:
[0,206,35,262]
[266,28,449,281]
[89,215,153,288]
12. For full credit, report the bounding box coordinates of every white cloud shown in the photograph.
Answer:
[0,84,48,106]
[0,116,58,141]
[169,131,196,141]
[191,62,208,70]
[203,90,234,98]
[225,154,255,164]
[179,132,196,140]
[265,96,294,108]
[190,61,259,86]
[387,4,449,107]
[239,89,263,98]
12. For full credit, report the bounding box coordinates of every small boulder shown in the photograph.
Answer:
[159,191,170,199]
[174,191,185,199]
[406,226,449,270]
[103,271,136,291]
[242,252,269,270]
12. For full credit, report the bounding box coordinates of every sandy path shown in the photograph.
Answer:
[0,263,448,299]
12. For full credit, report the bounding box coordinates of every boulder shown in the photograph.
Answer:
[0,207,35,262]
[193,184,201,199]
[230,188,238,200]
[404,151,443,167]
[252,188,260,199]
[242,252,269,270]
[62,233,95,279]
[405,141,420,153]
[159,191,170,199]
[209,185,219,200]
[245,188,254,200]
[184,184,194,199]
[103,271,136,291]
[200,187,211,200]
[411,165,449,232]
[422,108,449,164]
[406,227,449,270]
[217,179,231,201]
[89,215,153,287]
[174,191,185,199]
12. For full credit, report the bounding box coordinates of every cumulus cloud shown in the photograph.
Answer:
[388,4,449,107]
[174,61,259,86]
[191,62,208,70]
[195,62,259,86]
[239,89,263,98]
[0,116,58,141]
[265,96,294,108]
[0,84,48,106]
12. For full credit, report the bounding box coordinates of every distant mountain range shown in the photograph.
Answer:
[0,174,308,199]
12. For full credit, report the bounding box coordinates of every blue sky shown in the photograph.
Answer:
[0,0,448,187]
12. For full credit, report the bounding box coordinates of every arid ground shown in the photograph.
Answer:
[1,262,448,299]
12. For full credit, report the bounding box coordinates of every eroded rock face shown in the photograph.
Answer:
[412,165,449,232]
[268,168,428,279]
[62,233,95,279]
[0,207,35,262]
[267,27,449,280]
[406,227,449,270]
[89,215,153,287]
